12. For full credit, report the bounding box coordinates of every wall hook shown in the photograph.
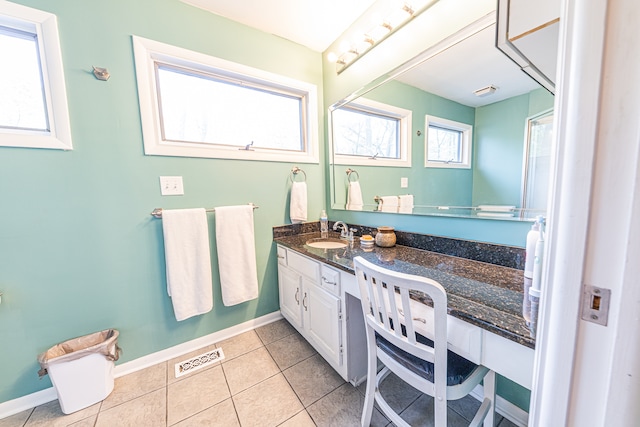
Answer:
[92,66,110,81]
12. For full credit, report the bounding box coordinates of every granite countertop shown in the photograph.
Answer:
[274,232,535,349]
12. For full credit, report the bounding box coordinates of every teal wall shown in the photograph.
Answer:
[0,0,324,403]
[472,89,554,206]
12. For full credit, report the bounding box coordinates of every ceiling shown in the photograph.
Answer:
[179,1,544,108]
[396,24,542,108]
[180,0,377,52]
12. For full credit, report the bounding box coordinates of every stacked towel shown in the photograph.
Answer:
[290,181,307,223]
[161,208,213,321]
[476,205,515,218]
[378,196,399,213]
[398,194,414,214]
[215,205,259,306]
[346,181,364,211]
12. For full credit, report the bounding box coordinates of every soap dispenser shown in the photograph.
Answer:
[320,210,328,238]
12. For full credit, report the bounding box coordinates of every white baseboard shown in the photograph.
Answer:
[0,311,282,420]
[470,384,530,426]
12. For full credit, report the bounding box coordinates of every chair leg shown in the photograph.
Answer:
[361,332,378,427]
[483,370,496,427]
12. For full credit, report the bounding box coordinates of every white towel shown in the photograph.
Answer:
[398,194,414,214]
[346,181,364,211]
[378,196,399,213]
[215,205,259,306]
[161,208,213,321]
[290,181,307,223]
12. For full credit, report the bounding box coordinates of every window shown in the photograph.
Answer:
[133,36,318,163]
[424,115,472,169]
[0,3,72,150]
[331,98,411,167]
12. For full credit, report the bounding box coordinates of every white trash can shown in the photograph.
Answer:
[38,329,121,414]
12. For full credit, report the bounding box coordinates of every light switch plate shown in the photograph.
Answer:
[401,177,409,188]
[159,176,184,196]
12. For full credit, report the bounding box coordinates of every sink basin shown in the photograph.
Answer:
[305,238,348,249]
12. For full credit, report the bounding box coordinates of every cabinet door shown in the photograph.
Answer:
[304,281,342,367]
[278,265,303,329]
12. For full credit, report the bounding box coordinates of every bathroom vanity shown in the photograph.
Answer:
[274,229,535,390]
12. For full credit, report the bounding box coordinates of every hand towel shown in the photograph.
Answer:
[162,208,213,321]
[398,194,414,214]
[215,205,259,306]
[378,196,399,213]
[346,181,364,211]
[290,181,307,223]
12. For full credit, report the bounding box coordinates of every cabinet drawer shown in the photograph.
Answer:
[277,245,287,266]
[320,265,341,296]
[287,250,319,282]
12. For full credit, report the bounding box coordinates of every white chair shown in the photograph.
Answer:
[353,256,495,427]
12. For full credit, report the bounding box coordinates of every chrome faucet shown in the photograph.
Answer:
[333,221,349,239]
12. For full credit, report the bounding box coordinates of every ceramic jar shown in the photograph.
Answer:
[375,226,396,247]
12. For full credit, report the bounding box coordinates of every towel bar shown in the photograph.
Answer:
[150,204,258,219]
[346,168,360,182]
[290,166,306,182]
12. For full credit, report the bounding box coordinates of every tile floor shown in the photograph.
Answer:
[1,319,521,427]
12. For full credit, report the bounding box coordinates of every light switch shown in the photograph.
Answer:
[159,176,184,196]
[400,177,409,188]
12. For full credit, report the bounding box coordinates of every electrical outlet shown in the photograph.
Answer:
[159,176,184,196]
[401,177,408,188]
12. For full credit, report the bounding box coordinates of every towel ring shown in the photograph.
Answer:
[290,166,307,183]
[346,168,360,182]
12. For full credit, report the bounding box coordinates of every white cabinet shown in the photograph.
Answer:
[277,245,345,376]
[496,0,560,93]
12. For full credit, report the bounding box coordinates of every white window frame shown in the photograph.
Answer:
[424,115,472,169]
[0,2,72,150]
[330,98,412,168]
[132,36,319,163]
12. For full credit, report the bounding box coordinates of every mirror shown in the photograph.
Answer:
[329,13,554,221]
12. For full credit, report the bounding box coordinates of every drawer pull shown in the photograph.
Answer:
[322,276,337,286]
[398,308,426,324]
[277,255,285,259]
[295,288,300,304]
[303,293,308,311]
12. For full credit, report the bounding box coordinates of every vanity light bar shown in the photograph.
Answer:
[329,0,439,74]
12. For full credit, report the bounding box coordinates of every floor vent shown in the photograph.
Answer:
[174,348,225,378]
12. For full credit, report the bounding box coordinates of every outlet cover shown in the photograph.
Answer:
[401,177,409,188]
[160,176,184,196]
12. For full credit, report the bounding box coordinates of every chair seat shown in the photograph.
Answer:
[375,331,478,386]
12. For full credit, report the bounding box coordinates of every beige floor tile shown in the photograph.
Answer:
[377,372,421,414]
[233,374,303,427]
[307,383,364,427]
[95,388,165,427]
[171,398,239,427]
[215,331,263,361]
[277,410,315,427]
[68,415,97,427]
[101,362,166,410]
[222,347,280,395]
[255,319,296,345]
[266,332,316,370]
[399,394,469,427]
[167,365,230,425]
[283,353,345,406]
[0,408,33,427]
[167,344,220,385]
[24,400,100,427]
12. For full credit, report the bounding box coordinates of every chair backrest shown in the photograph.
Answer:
[353,256,448,399]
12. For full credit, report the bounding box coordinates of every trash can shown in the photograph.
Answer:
[37,329,121,414]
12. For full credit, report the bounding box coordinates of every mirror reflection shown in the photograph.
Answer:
[329,15,554,221]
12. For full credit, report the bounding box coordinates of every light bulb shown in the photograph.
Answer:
[327,52,338,63]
